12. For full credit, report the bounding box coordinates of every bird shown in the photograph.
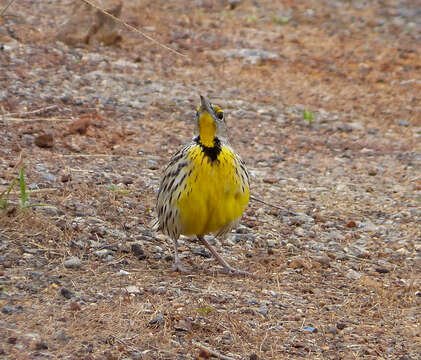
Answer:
[155,95,251,276]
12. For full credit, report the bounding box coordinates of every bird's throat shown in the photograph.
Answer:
[198,112,216,148]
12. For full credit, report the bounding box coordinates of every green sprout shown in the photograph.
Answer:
[108,185,130,195]
[197,306,213,315]
[1,165,48,212]
[272,15,291,26]
[303,110,314,124]
[0,178,16,210]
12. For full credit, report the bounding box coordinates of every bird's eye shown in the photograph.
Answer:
[216,111,224,120]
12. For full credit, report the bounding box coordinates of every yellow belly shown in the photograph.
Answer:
[177,145,249,236]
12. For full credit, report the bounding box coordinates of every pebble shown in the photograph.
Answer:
[131,351,142,360]
[174,319,191,332]
[397,119,409,127]
[117,270,130,276]
[326,326,338,335]
[54,330,69,342]
[311,255,331,265]
[34,133,54,148]
[361,220,378,232]
[216,48,280,64]
[149,314,164,326]
[42,172,57,183]
[337,322,347,330]
[267,240,277,248]
[302,326,317,333]
[327,231,345,242]
[294,227,306,237]
[94,249,113,257]
[35,341,48,350]
[192,248,211,258]
[345,269,363,280]
[2,305,16,314]
[258,305,269,316]
[396,248,410,256]
[63,257,82,269]
[126,285,141,294]
[60,287,73,299]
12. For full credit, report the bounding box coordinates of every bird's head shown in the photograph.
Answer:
[195,95,227,148]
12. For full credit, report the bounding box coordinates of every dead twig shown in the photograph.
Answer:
[59,154,145,160]
[80,0,186,58]
[0,105,58,118]
[250,195,284,211]
[192,340,240,360]
[2,117,73,122]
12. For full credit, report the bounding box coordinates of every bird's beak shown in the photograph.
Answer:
[200,95,212,114]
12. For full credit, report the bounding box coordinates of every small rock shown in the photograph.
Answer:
[345,269,362,280]
[199,349,212,359]
[263,177,277,184]
[361,220,378,232]
[148,313,164,326]
[289,214,314,226]
[311,255,331,265]
[42,172,57,183]
[247,299,259,305]
[267,240,277,248]
[346,220,357,228]
[54,330,69,342]
[61,174,71,183]
[294,227,306,237]
[326,326,338,335]
[2,305,15,314]
[174,319,191,332]
[131,351,142,360]
[396,248,410,256]
[125,285,141,294]
[302,326,317,333]
[117,269,130,276]
[60,287,73,299]
[64,257,82,269]
[35,133,54,148]
[66,118,90,135]
[229,0,243,10]
[289,257,311,269]
[375,267,390,274]
[70,301,81,311]
[34,341,48,350]
[122,177,134,185]
[336,322,347,330]
[257,305,268,316]
[105,254,114,262]
[327,231,345,242]
[94,249,113,257]
[192,248,211,258]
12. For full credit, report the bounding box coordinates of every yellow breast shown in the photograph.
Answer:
[176,144,249,236]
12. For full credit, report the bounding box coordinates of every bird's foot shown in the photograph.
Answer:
[170,261,190,274]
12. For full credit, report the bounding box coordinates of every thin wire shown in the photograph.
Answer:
[0,0,16,16]
[80,0,187,58]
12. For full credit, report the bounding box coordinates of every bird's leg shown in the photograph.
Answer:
[197,235,253,277]
[171,238,189,273]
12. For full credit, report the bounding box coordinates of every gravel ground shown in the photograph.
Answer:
[0,0,420,359]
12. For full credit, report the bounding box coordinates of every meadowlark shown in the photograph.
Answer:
[155,95,251,276]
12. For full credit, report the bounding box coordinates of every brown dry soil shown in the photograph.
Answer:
[0,1,420,359]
